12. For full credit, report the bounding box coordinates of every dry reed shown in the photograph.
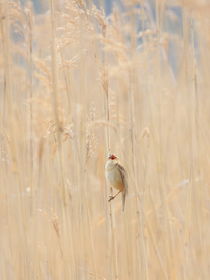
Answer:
[0,0,209,279]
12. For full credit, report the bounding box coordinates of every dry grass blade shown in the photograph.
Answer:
[0,0,209,279]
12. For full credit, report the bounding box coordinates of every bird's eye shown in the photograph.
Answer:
[109,154,117,160]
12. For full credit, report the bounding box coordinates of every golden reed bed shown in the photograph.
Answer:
[0,0,209,279]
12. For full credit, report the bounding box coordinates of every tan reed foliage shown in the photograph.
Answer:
[0,0,209,279]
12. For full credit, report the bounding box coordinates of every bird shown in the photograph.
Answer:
[105,154,128,211]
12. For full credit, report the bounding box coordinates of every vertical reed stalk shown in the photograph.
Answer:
[50,0,66,205]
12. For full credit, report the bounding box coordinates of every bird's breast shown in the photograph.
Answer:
[105,165,124,191]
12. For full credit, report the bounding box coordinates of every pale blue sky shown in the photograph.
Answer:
[20,0,113,14]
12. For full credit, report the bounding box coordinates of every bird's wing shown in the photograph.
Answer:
[116,163,128,211]
[116,163,128,191]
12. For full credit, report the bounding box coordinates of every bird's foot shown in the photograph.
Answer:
[108,195,115,202]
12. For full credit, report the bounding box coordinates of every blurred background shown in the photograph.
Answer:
[0,0,210,279]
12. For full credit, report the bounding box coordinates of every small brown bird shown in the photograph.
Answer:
[105,154,128,211]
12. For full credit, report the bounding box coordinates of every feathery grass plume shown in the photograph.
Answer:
[0,0,209,279]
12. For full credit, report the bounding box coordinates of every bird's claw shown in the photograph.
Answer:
[108,195,114,202]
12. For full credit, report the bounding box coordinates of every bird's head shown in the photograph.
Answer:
[108,154,117,160]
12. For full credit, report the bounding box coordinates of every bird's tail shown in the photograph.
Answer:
[122,189,127,211]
